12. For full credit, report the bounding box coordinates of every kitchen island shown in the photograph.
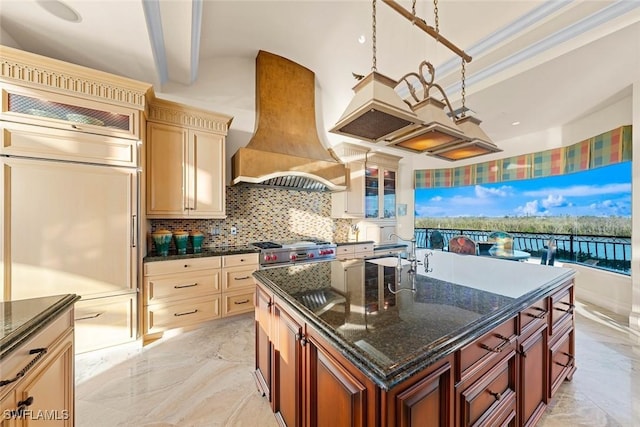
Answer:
[253,250,577,426]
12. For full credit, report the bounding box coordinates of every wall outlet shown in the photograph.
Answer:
[230,225,238,235]
[209,226,220,235]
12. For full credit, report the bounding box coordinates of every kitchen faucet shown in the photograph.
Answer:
[389,233,417,272]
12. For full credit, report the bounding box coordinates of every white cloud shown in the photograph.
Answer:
[430,196,443,202]
[523,183,630,198]
[474,185,513,198]
[515,200,545,216]
[541,194,567,209]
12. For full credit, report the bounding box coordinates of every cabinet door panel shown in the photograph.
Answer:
[2,157,137,300]
[191,130,224,217]
[18,331,74,426]
[75,293,136,353]
[309,342,367,427]
[519,324,547,427]
[146,122,187,215]
[395,362,452,427]
[272,304,303,427]
[254,285,272,399]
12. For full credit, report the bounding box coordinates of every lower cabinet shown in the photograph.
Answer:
[142,254,258,344]
[74,293,137,353]
[255,280,576,427]
[0,305,75,426]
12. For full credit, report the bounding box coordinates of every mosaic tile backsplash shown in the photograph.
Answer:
[149,185,353,252]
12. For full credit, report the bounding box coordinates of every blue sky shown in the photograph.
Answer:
[415,162,631,218]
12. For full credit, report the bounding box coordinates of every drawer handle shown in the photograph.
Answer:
[0,348,47,387]
[555,302,575,314]
[174,309,198,317]
[234,299,250,305]
[234,276,250,281]
[75,312,103,321]
[6,395,34,419]
[526,307,548,319]
[480,334,511,353]
[174,283,198,289]
[487,389,502,401]
[555,351,575,368]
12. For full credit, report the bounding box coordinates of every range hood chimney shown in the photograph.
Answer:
[232,50,347,192]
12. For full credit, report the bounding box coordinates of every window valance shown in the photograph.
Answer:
[414,125,631,188]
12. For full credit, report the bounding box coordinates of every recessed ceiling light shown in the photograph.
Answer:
[512,121,521,126]
[358,35,366,44]
[36,0,82,23]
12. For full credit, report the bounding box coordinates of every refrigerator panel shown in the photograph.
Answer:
[2,157,137,300]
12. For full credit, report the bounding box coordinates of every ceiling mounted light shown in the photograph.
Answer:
[36,0,81,23]
[333,0,500,161]
[330,0,418,142]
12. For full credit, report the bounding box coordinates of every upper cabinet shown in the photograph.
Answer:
[146,98,232,219]
[332,143,401,221]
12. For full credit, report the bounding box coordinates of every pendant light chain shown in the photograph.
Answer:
[372,0,377,72]
[433,0,440,33]
[461,58,467,117]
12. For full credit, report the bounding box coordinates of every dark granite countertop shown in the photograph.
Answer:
[1,294,80,361]
[373,243,408,251]
[335,241,375,246]
[144,245,260,263]
[254,252,575,389]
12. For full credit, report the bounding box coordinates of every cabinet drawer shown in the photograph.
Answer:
[458,351,517,427]
[145,295,221,334]
[223,267,256,291]
[74,294,136,353]
[222,253,259,268]
[145,270,221,304]
[0,121,137,167]
[144,256,221,275]
[336,246,355,256]
[548,327,575,398]
[549,284,574,336]
[458,317,516,380]
[0,308,73,385]
[519,297,548,339]
[223,290,255,317]
[353,243,373,254]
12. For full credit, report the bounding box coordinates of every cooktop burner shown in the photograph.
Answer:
[251,239,337,267]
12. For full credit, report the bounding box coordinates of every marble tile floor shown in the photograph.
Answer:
[75,299,640,427]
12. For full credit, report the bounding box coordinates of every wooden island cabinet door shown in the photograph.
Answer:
[254,284,272,400]
[272,303,304,427]
[305,338,368,427]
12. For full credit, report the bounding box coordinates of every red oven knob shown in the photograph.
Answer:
[264,254,271,262]
[290,254,297,261]
[308,253,315,258]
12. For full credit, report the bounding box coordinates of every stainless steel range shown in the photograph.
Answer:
[251,239,337,268]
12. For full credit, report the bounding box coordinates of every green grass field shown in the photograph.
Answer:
[415,216,631,237]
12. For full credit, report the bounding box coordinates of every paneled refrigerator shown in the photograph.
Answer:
[1,123,139,353]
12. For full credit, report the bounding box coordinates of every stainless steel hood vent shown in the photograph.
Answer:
[231,50,347,192]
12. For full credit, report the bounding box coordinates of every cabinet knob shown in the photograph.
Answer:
[487,390,502,401]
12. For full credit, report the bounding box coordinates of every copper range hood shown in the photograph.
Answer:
[231,50,347,192]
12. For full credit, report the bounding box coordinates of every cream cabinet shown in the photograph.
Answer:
[0,304,75,427]
[146,99,232,219]
[142,257,223,342]
[222,253,259,317]
[331,143,401,223]
[336,243,374,260]
[0,82,143,141]
[331,143,366,218]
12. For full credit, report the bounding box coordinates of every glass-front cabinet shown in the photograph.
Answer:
[365,165,397,219]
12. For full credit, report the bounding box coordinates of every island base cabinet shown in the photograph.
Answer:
[387,358,454,427]
[254,285,272,400]
[548,327,575,399]
[518,324,548,427]
[306,340,368,427]
[456,350,517,427]
[272,303,303,427]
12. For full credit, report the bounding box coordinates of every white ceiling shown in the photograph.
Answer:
[1,0,640,158]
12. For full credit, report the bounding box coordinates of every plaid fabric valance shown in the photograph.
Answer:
[414,125,631,188]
